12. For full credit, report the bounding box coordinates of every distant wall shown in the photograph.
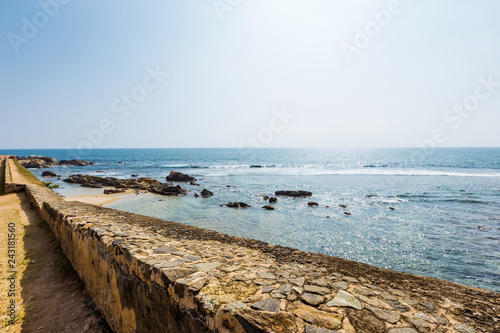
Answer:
[0,158,5,195]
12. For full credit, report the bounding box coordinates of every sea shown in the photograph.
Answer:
[2,147,499,292]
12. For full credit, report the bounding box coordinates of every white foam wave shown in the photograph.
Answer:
[202,168,500,178]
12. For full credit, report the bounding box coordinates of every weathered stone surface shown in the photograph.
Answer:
[388,328,418,333]
[224,301,247,313]
[257,271,277,280]
[184,255,202,261]
[190,262,222,272]
[277,284,292,295]
[380,291,398,301]
[353,287,376,296]
[262,286,275,293]
[310,278,330,287]
[454,323,475,333]
[290,303,343,331]
[252,298,281,312]
[383,300,410,312]
[435,315,449,326]
[346,308,387,333]
[197,279,257,315]
[304,285,330,295]
[366,306,400,324]
[420,301,435,312]
[304,326,338,333]
[330,281,348,290]
[406,317,432,332]
[302,293,325,306]
[358,295,381,307]
[289,277,305,287]
[414,311,433,323]
[326,290,362,310]
[236,308,298,333]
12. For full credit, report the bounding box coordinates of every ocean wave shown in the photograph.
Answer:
[443,199,494,204]
[197,168,500,178]
[299,169,500,178]
[161,164,208,169]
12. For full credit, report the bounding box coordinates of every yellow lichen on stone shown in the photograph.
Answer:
[197,279,257,315]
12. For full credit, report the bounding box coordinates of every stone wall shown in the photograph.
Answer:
[0,158,5,195]
[21,184,500,333]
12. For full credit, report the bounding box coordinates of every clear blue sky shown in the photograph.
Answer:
[1,0,499,149]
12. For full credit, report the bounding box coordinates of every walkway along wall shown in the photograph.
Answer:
[22,184,500,333]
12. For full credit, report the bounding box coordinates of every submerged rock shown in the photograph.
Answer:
[262,205,275,210]
[307,202,319,206]
[275,190,312,197]
[201,188,213,198]
[166,171,195,182]
[41,171,57,177]
[268,197,277,203]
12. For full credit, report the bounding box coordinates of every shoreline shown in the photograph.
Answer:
[63,188,137,206]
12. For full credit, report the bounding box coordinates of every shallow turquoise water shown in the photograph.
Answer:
[3,147,499,292]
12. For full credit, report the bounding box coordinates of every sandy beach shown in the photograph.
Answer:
[64,188,137,206]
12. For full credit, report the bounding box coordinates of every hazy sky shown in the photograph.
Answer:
[1,0,499,149]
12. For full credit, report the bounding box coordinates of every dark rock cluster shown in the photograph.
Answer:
[64,174,187,196]
[16,155,94,168]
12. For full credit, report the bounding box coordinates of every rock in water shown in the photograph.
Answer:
[275,190,312,197]
[17,155,58,168]
[104,189,125,194]
[58,159,94,166]
[41,171,57,177]
[307,202,319,206]
[201,188,213,198]
[225,202,251,208]
[268,197,277,203]
[64,174,187,196]
[262,205,275,210]
[166,171,195,182]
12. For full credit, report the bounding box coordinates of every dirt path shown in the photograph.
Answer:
[0,157,111,332]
